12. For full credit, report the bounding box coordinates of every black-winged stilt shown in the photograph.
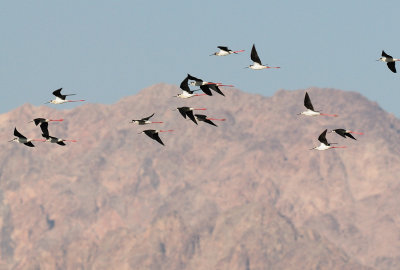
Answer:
[9,127,45,147]
[138,129,173,146]
[29,118,64,137]
[330,129,363,140]
[298,92,338,117]
[175,107,207,125]
[210,46,245,56]
[130,113,163,125]
[311,129,346,151]
[194,114,226,127]
[377,50,400,73]
[42,134,77,146]
[46,88,85,104]
[246,44,280,70]
[174,76,207,99]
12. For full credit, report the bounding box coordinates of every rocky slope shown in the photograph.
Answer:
[0,84,399,269]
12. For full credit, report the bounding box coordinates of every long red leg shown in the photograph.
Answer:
[207,118,226,121]
[320,113,338,117]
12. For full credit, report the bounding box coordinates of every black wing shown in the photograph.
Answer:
[209,84,225,96]
[33,118,45,126]
[144,130,164,146]
[304,92,314,111]
[318,129,329,145]
[179,76,192,93]
[203,119,217,127]
[141,113,155,121]
[52,88,65,99]
[387,62,396,73]
[195,114,217,126]
[200,85,213,96]
[151,133,164,146]
[39,122,49,137]
[333,129,347,138]
[194,114,207,121]
[185,110,198,125]
[382,50,392,58]
[24,142,35,147]
[14,127,27,139]
[177,107,189,119]
[344,133,357,140]
[187,74,202,82]
[250,44,262,65]
[217,46,229,51]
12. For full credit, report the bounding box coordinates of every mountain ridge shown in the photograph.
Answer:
[0,84,399,269]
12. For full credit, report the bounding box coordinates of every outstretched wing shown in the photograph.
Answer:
[187,74,202,82]
[304,92,314,111]
[141,113,155,121]
[39,122,49,137]
[14,127,26,139]
[185,110,198,125]
[52,88,65,99]
[209,84,225,96]
[318,129,329,145]
[387,62,396,73]
[250,44,262,65]
[345,133,357,140]
[382,50,392,58]
[203,119,217,127]
[177,107,188,119]
[24,142,35,147]
[200,85,213,96]
[217,46,229,51]
[333,129,346,138]
[33,118,45,126]
[145,132,164,146]
[179,76,191,93]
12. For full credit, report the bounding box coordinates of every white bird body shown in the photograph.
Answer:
[215,50,230,56]
[176,91,197,99]
[132,120,152,125]
[300,109,321,116]
[190,81,213,86]
[313,143,332,151]
[379,56,400,63]
[50,97,69,104]
[250,62,269,70]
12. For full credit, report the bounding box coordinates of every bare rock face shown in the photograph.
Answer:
[0,83,398,269]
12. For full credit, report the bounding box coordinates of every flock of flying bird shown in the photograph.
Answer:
[8,46,398,149]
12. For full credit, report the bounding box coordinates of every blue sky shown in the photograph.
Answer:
[1,1,400,115]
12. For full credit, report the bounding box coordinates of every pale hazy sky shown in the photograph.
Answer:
[1,1,400,115]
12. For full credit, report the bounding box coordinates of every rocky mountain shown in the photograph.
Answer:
[0,83,399,269]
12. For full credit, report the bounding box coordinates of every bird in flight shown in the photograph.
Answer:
[310,129,346,151]
[246,44,280,70]
[298,92,338,117]
[46,88,85,104]
[377,50,400,73]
